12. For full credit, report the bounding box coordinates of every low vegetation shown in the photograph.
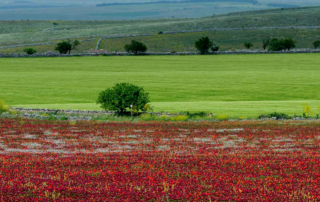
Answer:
[124,40,147,55]
[1,118,320,200]
[268,38,295,51]
[55,40,81,54]
[0,100,9,114]
[244,42,254,49]
[195,37,213,54]
[1,54,319,117]
[23,48,37,55]
[313,40,320,49]
[97,83,150,114]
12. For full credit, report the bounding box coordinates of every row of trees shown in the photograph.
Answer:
[247,38,296,51]
[245,38,320,51]
[23,37,320,55]
[24,40,81,55]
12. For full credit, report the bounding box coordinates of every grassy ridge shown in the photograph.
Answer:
[0,6,319,44]
[1,54,319,117]
[100,28,320,52]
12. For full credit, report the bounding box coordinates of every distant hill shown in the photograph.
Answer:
[97,0,258,7]
[0,0,315,20]
[0,6,319,53]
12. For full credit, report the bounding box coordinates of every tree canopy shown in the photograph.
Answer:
[97,83,150,114]
[195,37,213,54]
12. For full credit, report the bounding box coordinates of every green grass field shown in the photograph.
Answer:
[1,54,319,117]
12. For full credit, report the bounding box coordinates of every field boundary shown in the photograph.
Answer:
[1,49,320,58]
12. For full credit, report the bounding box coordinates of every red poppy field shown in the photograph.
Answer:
[0,118,320,201]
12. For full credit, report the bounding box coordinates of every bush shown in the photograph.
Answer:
[211,45,220,52]
[184,111,207,118]
[195,37,213,54]
[216,115,228,121]
[55,40,81,54]
[97,83,150,114]
[158,31,163,34]
[268,38,295,51]
[0,100,9,114]
[24,48,37,55]
[124,40,147,55]
[244,42,254,49]
[258,112,291,120]
[170,115,188,121]
[313,41,320,49]
[302,103,313,118]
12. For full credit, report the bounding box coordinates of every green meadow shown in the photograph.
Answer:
[1,54,319,117]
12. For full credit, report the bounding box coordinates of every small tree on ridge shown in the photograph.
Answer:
[24,48,37,55]
[244,42,254,49]
[124,40,147,55]
[55,40,81,54]
[313,41,320,49]
[262,37,270,50]
[195,37,213,54]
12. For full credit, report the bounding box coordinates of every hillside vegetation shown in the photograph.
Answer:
[0,6,319,46]
[3,0,319,21]
[1,54,319,117]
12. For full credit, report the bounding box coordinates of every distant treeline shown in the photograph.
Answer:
[97,0,259,7]
[267,4,300,8]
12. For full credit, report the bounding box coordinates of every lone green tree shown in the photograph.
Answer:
[55,40,81,54]
[313,40,320,49]
[124,40,147,55]
[24,48,37,55]
[195,37,213,54]
[97,83,150,114]
[244,42,254,49]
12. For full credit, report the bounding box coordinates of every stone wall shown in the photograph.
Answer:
[1,48,319,58]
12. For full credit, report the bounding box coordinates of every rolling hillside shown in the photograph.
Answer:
[0,6,319,53]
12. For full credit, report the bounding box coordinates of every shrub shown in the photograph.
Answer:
[259,112,290,120]
[216,115,228,121]
[55,40,81,54]
[158,31,163,34]
[97,83,150,114]
[160,115,170,121]
[170,115,188,121]
[313,41,320,49]
[195,37,213,54]
[142,104,153,113]
[124,40,147,55]
[302,103,313,118]
[55,41,72,54]
[244,42,254,49]
[24,48,37,55]
[0,100,9,114]
[211,45,220,52]
[184,111,207,118]
[268,38,295,51]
